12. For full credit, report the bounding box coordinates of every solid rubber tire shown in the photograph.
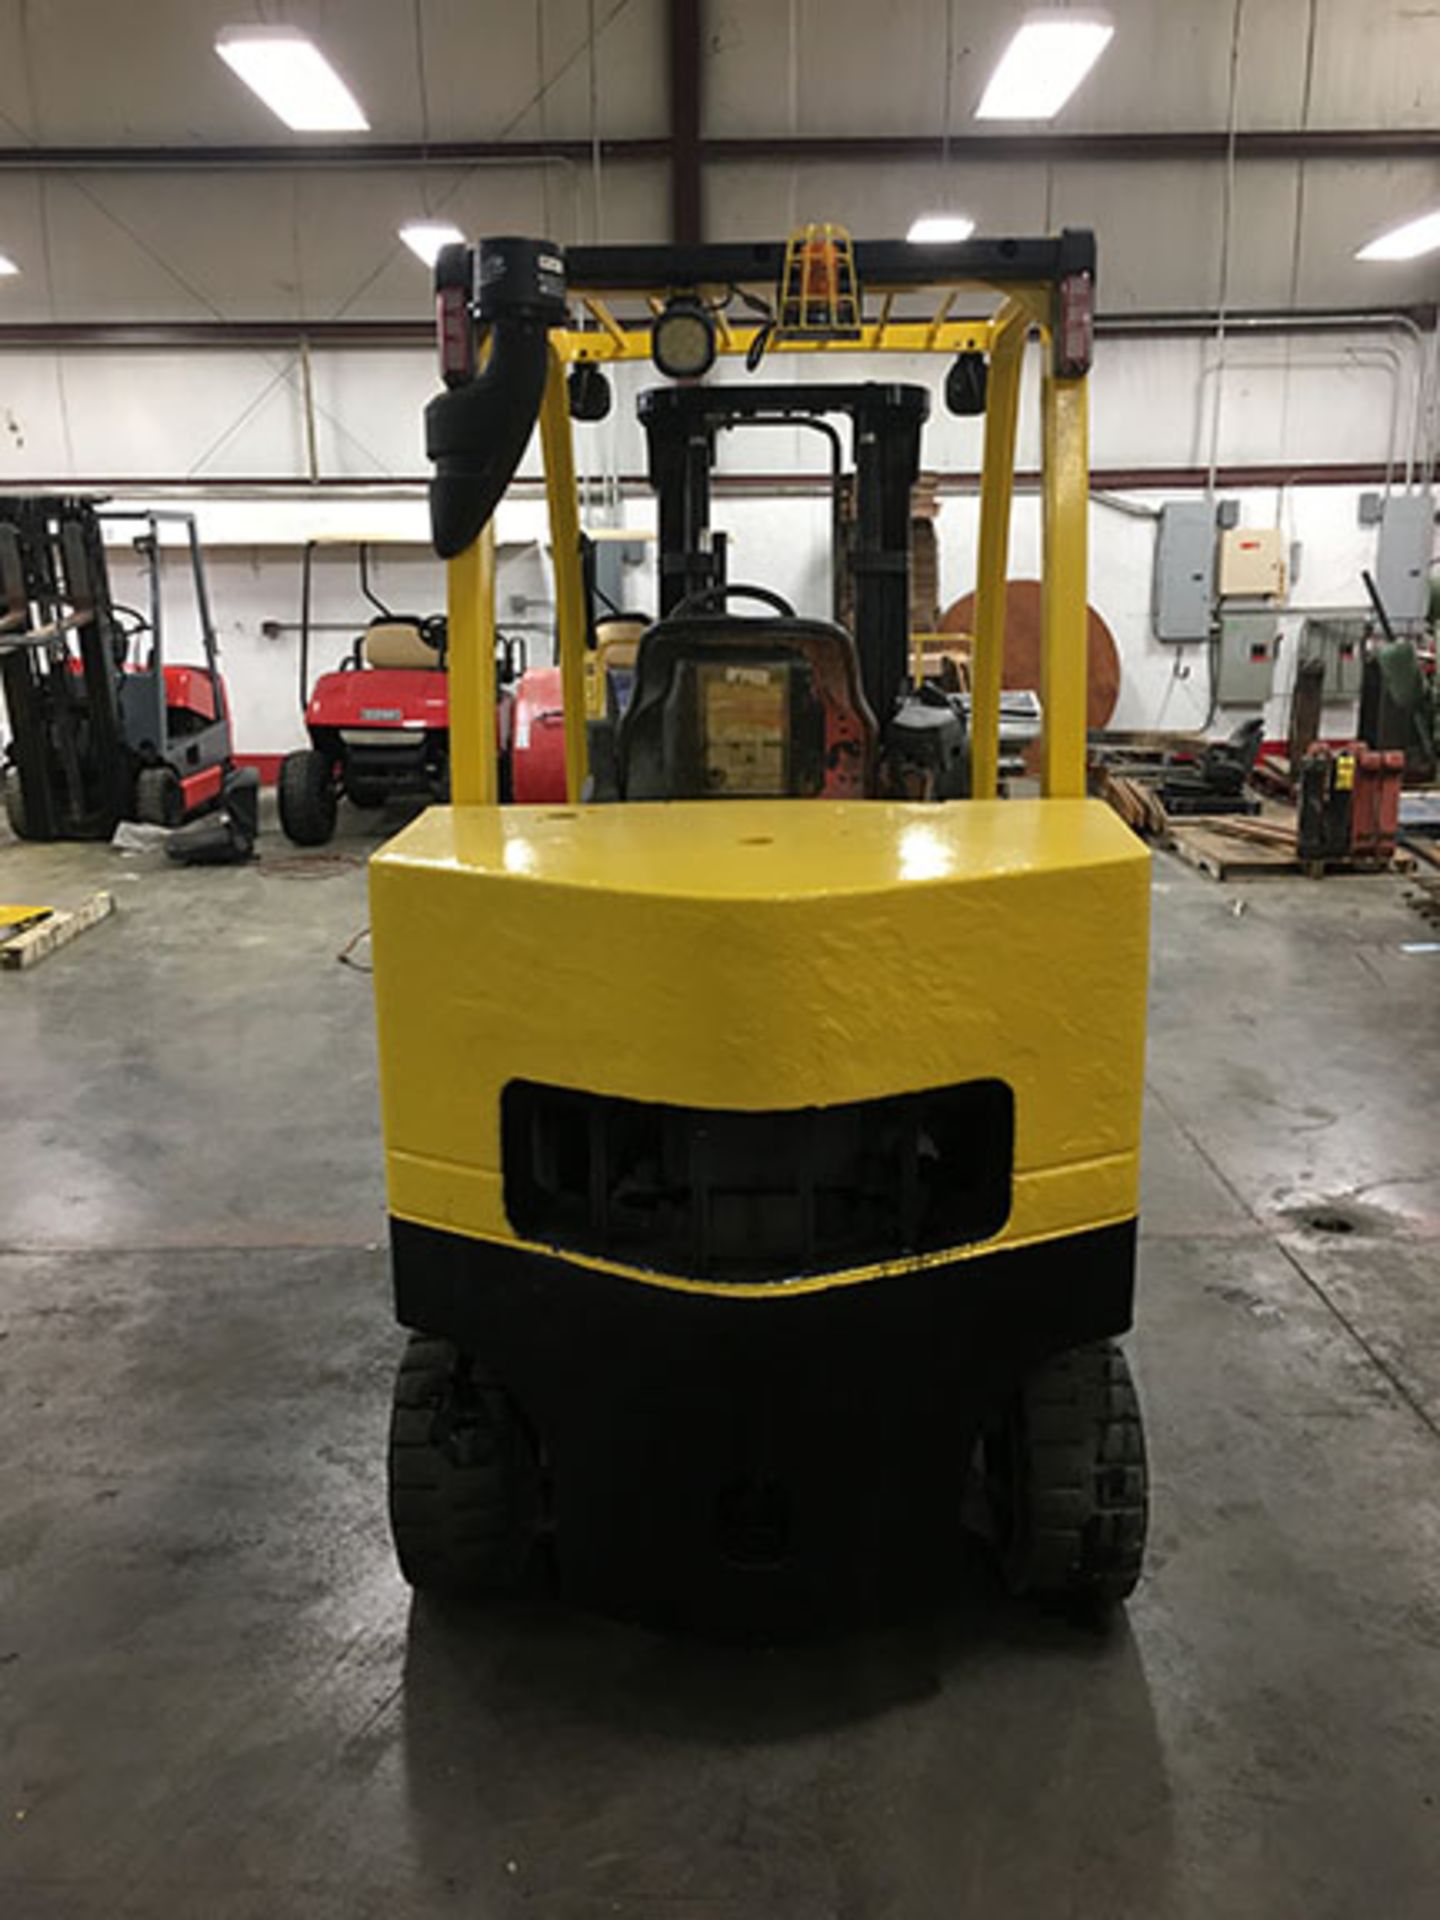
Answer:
[387,1333,538,1597]
[134,765,183,827]
[3,767,33,839]
[986,1338,1148,1608]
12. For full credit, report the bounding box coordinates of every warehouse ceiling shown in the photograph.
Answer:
[0,0,1434,323]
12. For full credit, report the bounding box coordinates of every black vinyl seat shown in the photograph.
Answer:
[614,586,877,802]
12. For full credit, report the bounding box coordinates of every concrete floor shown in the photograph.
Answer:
[2,803,1439,1918]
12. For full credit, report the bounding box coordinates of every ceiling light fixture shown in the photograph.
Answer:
[400,221,466,268]
[1356,210,1440,262]
[907,213,976,244]
[215,26,368,132]
[975,12,1114,121]
[0,254,19,276]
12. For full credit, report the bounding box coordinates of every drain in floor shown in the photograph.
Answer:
[1307,1211,1356,1235]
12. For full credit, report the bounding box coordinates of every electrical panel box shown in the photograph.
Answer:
[1374,492,1434,624]
[1216,609,1279,705]
[1154,501,1214,642]
[1219,526,1286,599]
[1299,616,1366,701]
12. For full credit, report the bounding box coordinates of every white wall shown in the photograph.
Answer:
[83,475,1410,757]
[0,323,1431,753]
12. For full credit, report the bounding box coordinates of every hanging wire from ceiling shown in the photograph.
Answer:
[535,0,554,236]
[786,0,799,230]
[15,3,77,475]
[941,0,954,197]
[326,0,637,322]
[1205,0,1247,502]
[1275,0,1318,505]
[588,0,604,242]
[412,0,434,217]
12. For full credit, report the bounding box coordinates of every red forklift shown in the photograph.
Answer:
[0,496,246,842]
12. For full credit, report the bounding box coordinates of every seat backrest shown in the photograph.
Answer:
[615,614,876,801]
[362,619,441,671]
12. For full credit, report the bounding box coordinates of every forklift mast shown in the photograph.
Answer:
[638,382,927,731]
[0,497,130,839]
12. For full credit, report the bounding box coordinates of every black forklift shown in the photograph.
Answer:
[0,495,252,844]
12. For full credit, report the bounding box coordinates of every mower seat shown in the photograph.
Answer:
[363,620,442,671]
[615,611,876,801]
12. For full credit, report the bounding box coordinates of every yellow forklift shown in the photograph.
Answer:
[371,228,1151,1620]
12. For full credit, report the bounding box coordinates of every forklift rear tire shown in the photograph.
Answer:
[984,1338,1148,1612]
[277,749,338,846]
[135,765,183,827]
[3,767,34,840]
[388,1333,540,1597]
[345,779,387,810]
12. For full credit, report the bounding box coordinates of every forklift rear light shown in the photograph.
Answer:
[1056,270,1094,377]
[436,283,474,387]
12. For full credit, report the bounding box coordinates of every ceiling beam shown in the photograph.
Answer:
[0,307,1429,352]
[703,130,1440,164]
[0,462,1404,494]
[669,0,703,242]
[0,128,1433,173]
[0,138,672,171]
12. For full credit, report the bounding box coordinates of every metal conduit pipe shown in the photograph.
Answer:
[1189,346,1407,492]
[1105,308,1434,491]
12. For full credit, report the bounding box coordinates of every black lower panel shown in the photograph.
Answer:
[390,1217,1137,1623]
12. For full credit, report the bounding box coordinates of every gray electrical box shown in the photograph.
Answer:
[1375,492,1434,623]
[1299,616,1366,701]
[1154,501,1214,642]
[1216,609,1279,705]
[591,535,648,614]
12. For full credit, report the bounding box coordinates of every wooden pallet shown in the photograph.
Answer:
[0,890,115,969]
[1166,820,1416,882]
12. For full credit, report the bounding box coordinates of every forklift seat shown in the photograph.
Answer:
[363,620,443,671]
[615,596,877,801]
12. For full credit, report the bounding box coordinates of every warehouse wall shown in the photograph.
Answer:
[89,473,1405,757]
[9,319,1423,753]
[0,0,1435,756]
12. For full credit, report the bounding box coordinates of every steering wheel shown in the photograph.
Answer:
[109,602,153,666]
[669,583,796,620]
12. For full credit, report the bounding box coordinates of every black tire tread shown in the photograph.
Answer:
[994,1339,1148,1607]
[134,765,181,827]
[277,749,337,846]
[387,1332,536,1596]
[3,767,32,839]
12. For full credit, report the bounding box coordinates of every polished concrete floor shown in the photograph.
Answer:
[2,804,1438,1918]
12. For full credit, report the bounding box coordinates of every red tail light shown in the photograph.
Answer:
[1056,271,1094,378]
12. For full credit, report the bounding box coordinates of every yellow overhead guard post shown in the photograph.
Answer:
[370,225,1151,1626]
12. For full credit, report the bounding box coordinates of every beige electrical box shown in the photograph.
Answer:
[1219,526,1286,599]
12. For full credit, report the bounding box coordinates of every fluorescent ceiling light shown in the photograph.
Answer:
[908,213,976,243]
[1356,210,1440,262]
[400,221,466,267]
[215,26,368,132]
[0,254,19,276]
[976,13,1114,121]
